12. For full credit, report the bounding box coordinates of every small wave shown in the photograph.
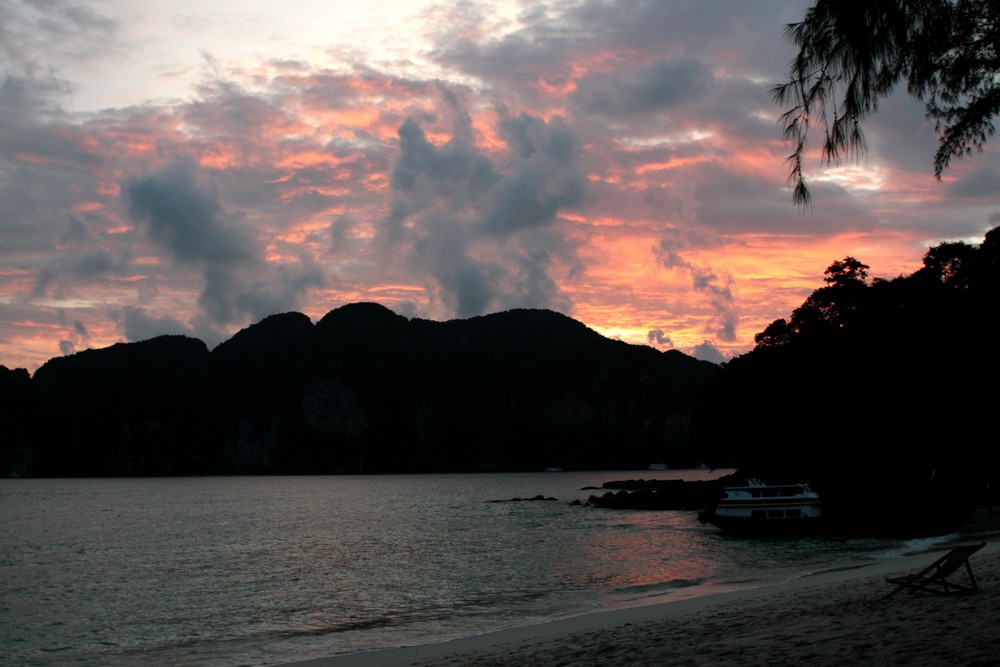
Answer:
[612,579,706,606]
[606,576,777,609]
[280,616,400,638]
[880,534,961,558]
[801,562,879,577]
[613,578,705,597]
[275,596,552,642]
[38,646,75,654]
[704,577,764,587]
[277,605,467,639]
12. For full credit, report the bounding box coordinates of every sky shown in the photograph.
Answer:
[2,0,998,372]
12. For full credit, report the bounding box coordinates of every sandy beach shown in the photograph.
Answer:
[282,540,1000,667]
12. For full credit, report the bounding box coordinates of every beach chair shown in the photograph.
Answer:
[883,542,987,600]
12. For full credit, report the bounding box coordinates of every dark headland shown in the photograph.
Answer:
[0,305,719,477]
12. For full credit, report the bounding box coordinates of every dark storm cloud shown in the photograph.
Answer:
[124,158,257,266]
[235,263,326,322]
[1,0,116,69]
[0,114,102,170]
[655,238,689,270]
[566,0,806,70]
[57,315,90,356]
[61,217,91,243]
[691,266,731,301]
[119,305,195,341]
[384,96,586,318]
[427,14,577,97]
[692,163,876,235]
[947,158,1000,199]
[656,231,738,342]
[74,249,117,276]
[691,265,738,342]
[567,0,730,48]
[329,214,358,253]
[0,71,68,125]
[392,117,498,199]
[866,92,940,174]
[482,113,585,234]
[434,257,495,318]
[116,306,228,349]
[573,58,713,117]
[197,266,242,324]
[509,247,567,310]
[122,158,325,327]
[427,241,573,319]
[692,340,725,364]
[430,1,804,100]
[647,328,673,347]
[655,228,727,267]
[195,256,325,326]
[0,167,59,252]
[0,71,110,259]
[185,77,288,138]
[424,1,822,245]
[32,249,118,297]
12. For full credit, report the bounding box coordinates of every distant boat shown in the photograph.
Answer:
[698,478,974,538]
[544,467,564,472]
[648,463,668,471]
[694,463,709,470]
[698,479,822,536]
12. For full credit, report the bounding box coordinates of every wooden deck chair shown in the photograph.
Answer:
[883,542,987,600]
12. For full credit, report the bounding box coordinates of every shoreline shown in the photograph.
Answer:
[278,540,1000,667]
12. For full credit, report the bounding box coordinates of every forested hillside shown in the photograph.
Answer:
[690,227,1000,507]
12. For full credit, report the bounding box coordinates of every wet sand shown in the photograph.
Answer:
[281,540,999,667]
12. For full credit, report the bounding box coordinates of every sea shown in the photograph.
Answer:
[0,470,968,667]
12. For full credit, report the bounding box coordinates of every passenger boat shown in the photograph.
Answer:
[698,479,823,535]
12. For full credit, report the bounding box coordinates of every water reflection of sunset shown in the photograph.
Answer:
[571,512,714,604]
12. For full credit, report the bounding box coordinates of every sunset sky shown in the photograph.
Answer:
[2,0,998,372]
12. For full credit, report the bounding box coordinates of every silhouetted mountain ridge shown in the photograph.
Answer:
[3,305,719,476]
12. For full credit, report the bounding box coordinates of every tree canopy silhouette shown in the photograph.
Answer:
[774,0,1000,206]
[691,226,999,501]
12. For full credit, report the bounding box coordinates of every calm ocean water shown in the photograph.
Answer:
[0,471,953,666]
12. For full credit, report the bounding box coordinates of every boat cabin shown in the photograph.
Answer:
[713,480,822,520]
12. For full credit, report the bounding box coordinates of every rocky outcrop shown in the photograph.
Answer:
[587,478,732,510]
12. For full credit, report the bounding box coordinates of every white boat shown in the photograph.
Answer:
[698,479,822,535]
[648,463,668,471]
